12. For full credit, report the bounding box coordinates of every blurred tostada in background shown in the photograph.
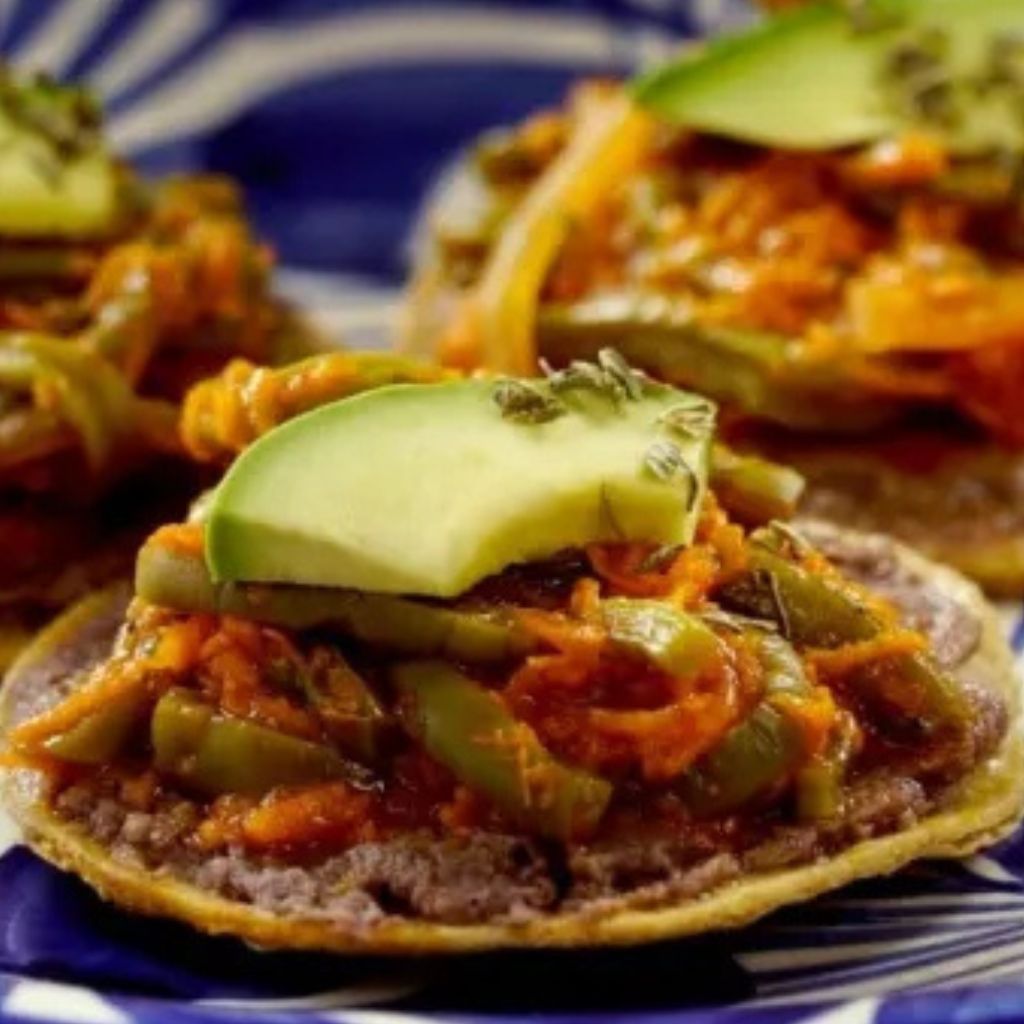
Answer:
[404,0,1024,595]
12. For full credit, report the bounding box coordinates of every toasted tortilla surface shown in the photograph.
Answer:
[1,528,1022,953]
[784,444,1024,598]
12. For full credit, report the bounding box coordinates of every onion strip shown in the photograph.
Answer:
[471,94,654,374]
[0,333,163,469]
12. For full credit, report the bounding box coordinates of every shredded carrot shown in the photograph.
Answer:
[806,630,927,679]
[437,298,485,370]
[180,353,452,463]
[586,502,743,606]
[507,612,758,781]
[0,748,76,780]
[120,771,159,812]
[568,577,603,622]
[87,246,183,325]
[146,522,204,557]
[847,261,1024,355]
[439,785,493,832]
[197,619,321,739]
[0,750,39,770]
[847,358,953,400]
[585,672,740,781]
[586,543,672,597]
[842,133,948,189]
[509,109,569,168]
[9,664,146,752]
[188,219,250,320]
[8,615,212,752]
[772,686,837,760]
[236,782,379,850]
[698,500,749,582]
[84,243,190,380]
[516,607,606,663]
[148,616,214,672]
[665,546,720,609]
[6,614,212,753]
[897,198,967,244]
[195,794,253,849]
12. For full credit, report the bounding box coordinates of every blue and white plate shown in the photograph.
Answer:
[3,3,1024,1023]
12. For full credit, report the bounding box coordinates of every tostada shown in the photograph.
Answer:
[1,352,1020,951]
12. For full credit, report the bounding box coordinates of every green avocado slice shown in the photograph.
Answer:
[206,375,713,597]
[0,70,122,237]
[633,0,1024,154]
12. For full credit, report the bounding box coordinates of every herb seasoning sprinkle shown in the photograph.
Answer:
[492,378,565,424]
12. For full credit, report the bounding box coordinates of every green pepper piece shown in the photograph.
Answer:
[793,758,838,822]
[795,712,859,822]
[930,159,1017,207]
[720,539,879,647]
[0,333,133,468]
[711,444,805,526]
[299,649,394,766]
[135,542,531,664]
[43,694,147,765]
[718,532,969,734]
[392,660,612,841]
[603,598,722,678]
[0,244,94,281]
[677,632,812,816]
[151,688,366,797]
[537,296,904,432]
[152,688,210,766]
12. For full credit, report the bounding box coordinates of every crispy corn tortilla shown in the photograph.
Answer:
[781,444,1024,599]
[1,534,1022,954]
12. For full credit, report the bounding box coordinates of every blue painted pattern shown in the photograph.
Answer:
[0,2,1023,1023]
[0,0,746,282]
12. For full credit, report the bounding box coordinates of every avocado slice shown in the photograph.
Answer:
[0,70,122,237]
[206,376,713,597]
[633,0,1024,153]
